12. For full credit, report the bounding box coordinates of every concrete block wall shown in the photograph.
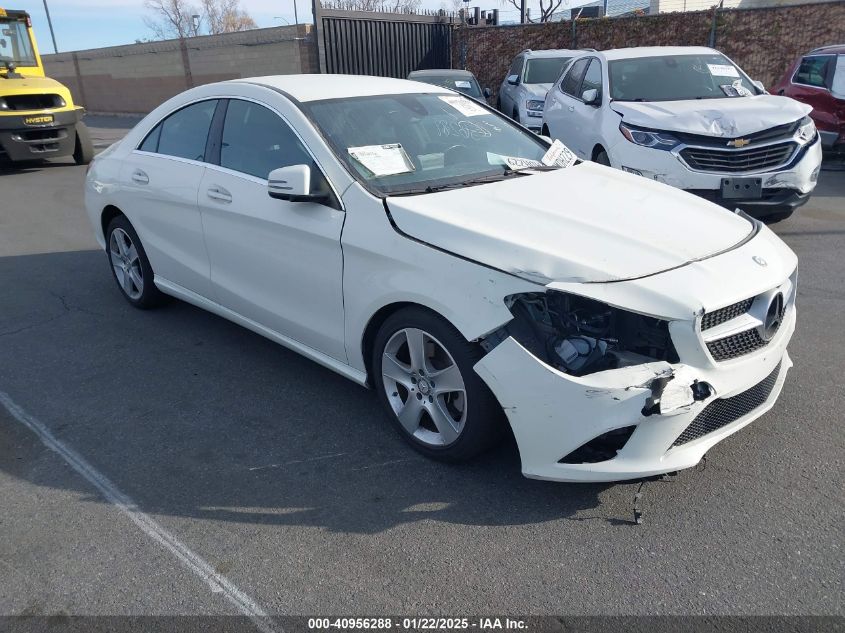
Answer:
[43,24,318,114]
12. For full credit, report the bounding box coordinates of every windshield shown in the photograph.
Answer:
[609,54,758,101]
[524,57,571,84]
[305,93,556,196]
[0,19,37,67]
[411,75,482,99]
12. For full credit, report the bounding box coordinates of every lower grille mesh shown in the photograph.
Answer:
[671,361,782,447]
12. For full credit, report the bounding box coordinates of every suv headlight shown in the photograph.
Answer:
[526,99,544,118]
[502,291,679,376]
[795,116,816,145]
[619,122,680,150]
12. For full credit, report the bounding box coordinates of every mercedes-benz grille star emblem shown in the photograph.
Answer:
[760,293,785,341]
[753,255,768,267]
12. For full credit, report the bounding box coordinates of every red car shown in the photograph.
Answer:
[773,45,845,152]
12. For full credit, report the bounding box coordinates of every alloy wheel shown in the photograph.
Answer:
[381,327,467,447]
[109,227,144,300]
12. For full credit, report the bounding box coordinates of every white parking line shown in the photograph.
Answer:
[0,391,278,633]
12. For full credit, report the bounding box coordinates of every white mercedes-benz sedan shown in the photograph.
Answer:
[84,75,797,482]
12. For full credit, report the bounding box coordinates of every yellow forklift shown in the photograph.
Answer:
[0,7,93,165]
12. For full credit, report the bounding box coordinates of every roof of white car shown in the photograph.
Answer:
[522,49,582,58]
[231,74,452,102]
[600,46,719,60]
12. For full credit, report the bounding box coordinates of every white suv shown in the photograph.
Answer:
[542,47,823,222]
[498,49,580,132]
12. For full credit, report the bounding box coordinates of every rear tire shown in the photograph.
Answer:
[105,215,165,309]
[372,306,505,463]
[73,122,94,165]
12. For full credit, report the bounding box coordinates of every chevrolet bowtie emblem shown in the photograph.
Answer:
[727,138,751,148]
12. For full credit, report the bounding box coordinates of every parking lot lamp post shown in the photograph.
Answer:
[42,0,58,53]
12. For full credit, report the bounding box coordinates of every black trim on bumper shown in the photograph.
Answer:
[0,109,82,161]
[686,187,811,220]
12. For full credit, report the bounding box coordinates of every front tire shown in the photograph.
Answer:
[594,148,611,166]
[372,307,504,462]
[73,122,94,165]
[105,215,164,309]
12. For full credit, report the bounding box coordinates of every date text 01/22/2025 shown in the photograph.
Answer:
[307,618,528,630]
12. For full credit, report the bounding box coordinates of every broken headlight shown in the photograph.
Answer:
[794,115,817,145]
[502,292,679,377]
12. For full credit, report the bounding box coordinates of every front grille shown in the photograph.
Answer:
[707,328,768,361]
[681,141,796,173]
[4,94,64,111]
[701,298,753,331]
[672,361,782,447]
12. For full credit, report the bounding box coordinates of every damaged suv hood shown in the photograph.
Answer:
[386,163,754,284]
[610,94,811,137]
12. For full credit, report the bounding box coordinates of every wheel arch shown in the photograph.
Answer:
[100,204,125,243]
[591,144,607,161]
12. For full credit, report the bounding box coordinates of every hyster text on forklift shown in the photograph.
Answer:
[0,7,93,165]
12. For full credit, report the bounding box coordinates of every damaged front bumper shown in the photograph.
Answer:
[474,306,795,483]
[608,134,822,220]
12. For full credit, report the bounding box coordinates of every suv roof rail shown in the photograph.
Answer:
[808,44,843,53]
[580,48,597,51]
[519,48,532,54]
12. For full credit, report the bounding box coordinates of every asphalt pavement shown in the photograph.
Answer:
[0,116,842,618]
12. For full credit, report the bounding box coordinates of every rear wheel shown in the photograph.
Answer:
[73,122,94,165]
[372,307,505,462]
[105,215,164,309]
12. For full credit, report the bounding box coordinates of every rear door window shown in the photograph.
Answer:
[140,100,218,162]
[561,58,590,97]
[793,56,833,88]
[833,56,845,97]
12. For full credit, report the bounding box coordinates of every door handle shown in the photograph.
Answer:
[206,186,232,203]
[131,169,149,185]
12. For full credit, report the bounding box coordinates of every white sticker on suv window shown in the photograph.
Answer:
[707,64,740,78]
[347,143,415,177]
[439,95,487,116]
[487,153,544,170]
[542,139,577,168]
[455,80,472,89]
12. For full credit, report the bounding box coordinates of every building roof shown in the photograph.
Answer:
[233,74,451,102]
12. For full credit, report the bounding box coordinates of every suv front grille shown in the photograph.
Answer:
[671,361,782,447]
[701,298,754,332]
[680,141,796,173]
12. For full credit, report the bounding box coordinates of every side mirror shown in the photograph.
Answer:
[507,74,520,86]
[483,87,492,99]
[267,165,327,203]
[581,88,600,106]
[751,79,767,94]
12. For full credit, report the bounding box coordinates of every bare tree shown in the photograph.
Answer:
[201,0,257,34]
[144,0,256,39]
[143,0,196,39]
[499,0,563,22]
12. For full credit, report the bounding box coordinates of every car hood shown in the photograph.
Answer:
[523,83,553,99]
[610,94,811,137]
[385,163,755,284]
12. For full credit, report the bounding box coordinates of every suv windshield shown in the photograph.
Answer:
[305,93,556,196]
[609,54,758,101]
[0,19,37,67]
[411,75,482,99]
[524,57,571,84]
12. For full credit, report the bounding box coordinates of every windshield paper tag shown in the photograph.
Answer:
[348,143,415,177]
[707,64,739,78]
[542,139,577,168]
[439,95,487,116]
[487,153,544,170]
[455,80,472,89]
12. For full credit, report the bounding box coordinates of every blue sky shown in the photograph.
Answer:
[13,0,608,53]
